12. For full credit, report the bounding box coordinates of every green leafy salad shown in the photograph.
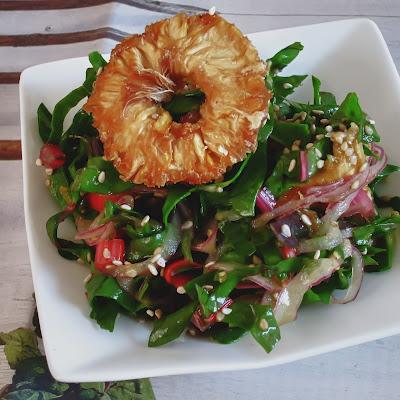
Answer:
[35,42,400,353]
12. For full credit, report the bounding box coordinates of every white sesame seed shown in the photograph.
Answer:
[350,122,359,130]
[311,124,316,133]
[314,250,321,260]
[208,5,216,15]
[146,309,155,317]
[156,257,166,268]
[188,328,196,336]
[306,143,314,150]
[351,180,360,190]
[103,248,111,259]
[368,119,376,125]
[203,285,214,291]
[205,261,216,268]
[83,273,92,284]
[125,269,138,278]
[177,286,186,294]
[218,271,227,282]
[283,82,293,89]
[291,144,300,151]
[350,155,357,165]
[216,312,225,322]
[151,253,161,263]
[112,260,123,266]
[320,118,330,125]
[45,179,50,187]
[35,158,42,166]
[317,159,325,169]
[222,307,232,315]
[316,134,324,140]
[360,162,368,172]
[45,168,53,176]
[325,131,332,138]
[345,147,354,157]
[293,140,301,146]
[312,109,324,115]
[301,214,312,226]
[325,125,333,133]
[288,159,296,173]
[283,147,290,155]
[155,309,162,319]
[315,148,322,158]
[98,170,106,183]
[77,258,84,264]
[361,248,368,255]
[148,263,158,276]
[216,187,223,193]
[299,111,307,121]
[120,204,132,211]
[259,318,269,330]
[341,142,348,151]
[140,215,150,226]
[281,224,292,238]
[181,220,193,230]
[365,125,374,135]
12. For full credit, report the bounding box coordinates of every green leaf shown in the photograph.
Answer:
[270,121,311,147]
[331,92,364,125]
[106,379,155,400]
[312,75,321,105]
[47,168,75,209]
[210,325,247,344]
[162,186,194,225]
[268,42,304,74]
[181,228,193,262]
[37,103,52,143]
[148,302,198,347]
[0,329,41,369]
[127,232,166,262]
[162,90,205,120]
[273,75,308,104]
[370,164,400,194]
[258,103,275,143]
[320,91,337,105]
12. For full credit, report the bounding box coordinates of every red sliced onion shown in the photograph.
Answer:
[192,220,218,256]
[256,187,276,213]
[342,189,376,219]
[299,150,308,182]
[75,221,116,246]
[191,298,233,332]
[274,257,340,325]
[331,246,364,304]
[324,190,360,223]
[254,145,387,228]
[245,275,281,292]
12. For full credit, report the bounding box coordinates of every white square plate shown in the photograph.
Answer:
[21,18,400,382]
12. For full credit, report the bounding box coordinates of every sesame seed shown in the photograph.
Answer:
[315,148,322,158]
[283,82,293,89]
[208,5,216,15]
[291,144,300,151]
[157,257,166,268]
[45,179,50,187]
[188,328,197,336]
[306,143,314,150]
[345,147,354,157]
[259,318,269,330]
[350,155,357,165]
[216,312,225,322]
[105,264,114,270]
[339,123,347,131]
[151,113,158,120]
[316,134,324,140]
[140,215,150,226]
[252,255,263,265]
[293,140,301,146]
[155,309,162,319]
[148,263,158,276]
[83,273,92,284]
[314,250,321,260]
[222,307,232,315]
[283,147,290,155]
[203,285,214,291]
[177,286,186,294]
[146,309,155,317]
[360,162,368,172]
[216,187,223,193]
[281,224,292,238]
[311,124,316,133]
[320,118,330,125]
[361,248,368,255]
[98,170,106,183]
[153,247,162,255]
[351,180,360,190]
[112,260,123,266]
[325,125,333,133]
[35,158,42,166]
[299,111,307,121]
[151,253,161,263]
[317,159,325,169]
[341,142,348,151]
[301,214,312,226]
[45,168,53,176]
[205,261,216,268]
[365,125,374,135]
[103,248,111,259]
[350,122,358,130]
[312,109,324,115]
[288,159,296,173]
[125,270,138,278]
[181,220,193,230]
[368,119,376,125]
[120,204,132,211]
[218,271,227,282]
[77,258,84,264]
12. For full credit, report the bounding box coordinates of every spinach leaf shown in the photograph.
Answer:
[331,92,364,125]
[37,103,52,143]
[273,75,308,104]
[63,109,98,139]
[162,89,205,120]
[258,103,275,143]
[86,274,139,332]
[127,231,166,262]
[364,231,395,272]
[47,168,75,209]
[320,91,337,105]
[210,325,247,344]
[370,164,400,194]
[270,121,311,147]
[148,301,198,347]
[312,75,322,105]
[181,228,193,262]
[268,42,304,74]
[162,186,194,225]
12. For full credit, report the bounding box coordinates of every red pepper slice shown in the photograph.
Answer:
[192,298,234,332]
[280,246,297,259]
[94,239,125,273]
[86,192,128,213]
[164,259,202,288]
[39,144,66,169]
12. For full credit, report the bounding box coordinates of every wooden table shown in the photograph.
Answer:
[1,1,400,398]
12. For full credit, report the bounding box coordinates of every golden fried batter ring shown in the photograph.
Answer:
[84,13,271,187]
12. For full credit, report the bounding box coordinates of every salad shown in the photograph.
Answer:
[35,15,400,354]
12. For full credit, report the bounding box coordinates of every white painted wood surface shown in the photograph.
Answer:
[1,1,400,398]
